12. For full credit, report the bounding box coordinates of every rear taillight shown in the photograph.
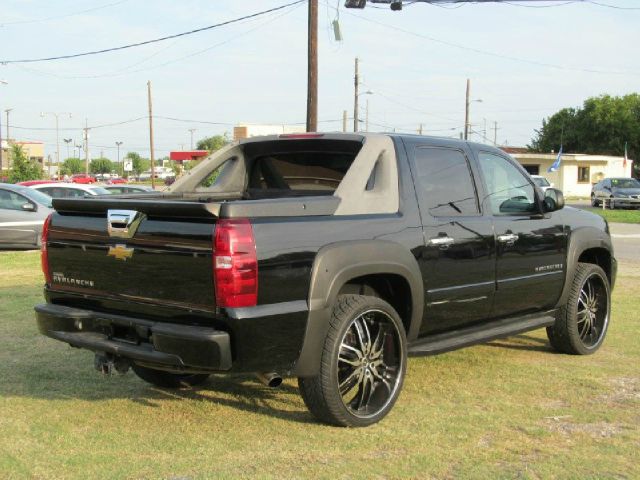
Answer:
[213,218,258,308]
[41,213,53,284]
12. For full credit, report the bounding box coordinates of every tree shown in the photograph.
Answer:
[196,135,229,153]
[125,152,149,176]
[90,157,114,175]
[8,144,43,183]
[59,157,84,176]
[529,94,640,176]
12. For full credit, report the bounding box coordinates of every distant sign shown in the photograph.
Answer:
[124,161,133,172]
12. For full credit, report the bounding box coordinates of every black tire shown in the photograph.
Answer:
[298,295,407,427]
[546,263,611,355]
[132,364,209,389]
[590,194,599,207]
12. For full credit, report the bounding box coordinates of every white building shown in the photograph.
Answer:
[512,152,634,197]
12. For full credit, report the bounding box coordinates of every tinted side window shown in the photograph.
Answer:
[412,147,479,217]
[477,152,537,215]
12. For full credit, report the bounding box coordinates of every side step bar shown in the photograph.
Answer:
[408,310,557,357]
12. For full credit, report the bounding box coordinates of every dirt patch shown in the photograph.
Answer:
[596,377,640,405]
[543,418,624,438]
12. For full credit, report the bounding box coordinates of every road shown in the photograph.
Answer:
[609,222,640,264]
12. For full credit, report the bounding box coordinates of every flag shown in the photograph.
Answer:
[623,142,628,169]
[547,146,562,173]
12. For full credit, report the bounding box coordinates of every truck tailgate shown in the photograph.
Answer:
[47,198,217,311]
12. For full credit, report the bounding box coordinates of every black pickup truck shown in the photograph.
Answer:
[35,133,616,427]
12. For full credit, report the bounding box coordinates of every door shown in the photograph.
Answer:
[475,151,567,318]
[0,189,40,246]
[409,144,495,335]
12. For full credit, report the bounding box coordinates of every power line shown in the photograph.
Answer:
[339,4,638,75]
[586,0,640,9]
[10,2,304,79]
[0,0,129,27]
[0,1,305,64]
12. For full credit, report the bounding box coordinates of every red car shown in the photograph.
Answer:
[71,174,96,184]
[17,180,60,187]
[107,177,127,184]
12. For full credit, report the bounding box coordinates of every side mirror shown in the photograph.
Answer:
[543,188,564,213]
[22,202,37,212]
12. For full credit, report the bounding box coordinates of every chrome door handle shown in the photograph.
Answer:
[497,233,519,244]
[428,236,455,247]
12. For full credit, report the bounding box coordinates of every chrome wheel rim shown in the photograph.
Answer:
[337,309,404,419]
[576,273,608,348]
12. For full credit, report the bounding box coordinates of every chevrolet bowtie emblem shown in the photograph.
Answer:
[108,244,134,261]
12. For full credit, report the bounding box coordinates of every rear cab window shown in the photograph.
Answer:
[410,146,480,217]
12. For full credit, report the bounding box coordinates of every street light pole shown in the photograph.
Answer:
[63,138,72,160]
[464,79,470,140]
[41,111,72,178]
[116,141,123,177]
[353,58,359,132]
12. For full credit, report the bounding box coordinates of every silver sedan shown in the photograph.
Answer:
[0,183,54,249]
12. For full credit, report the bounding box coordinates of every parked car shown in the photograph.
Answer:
[0,183,53,248]
[71,174,96,184]
[103,185,155,194]
[107,177,127,185]
[17,180,60,187]
[30,183,111,198]
[35,133,615,427]
[530,175,553,192]
[591,177,640,208]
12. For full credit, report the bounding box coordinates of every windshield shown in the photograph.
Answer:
[611,178,640,189]
[14,186,53,208]
[533,177,550,187]
[89,187,111,195]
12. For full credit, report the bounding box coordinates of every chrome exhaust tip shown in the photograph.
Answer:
[255,372,282,388]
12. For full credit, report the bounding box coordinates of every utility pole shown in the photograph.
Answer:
[353,57,359,132]
[483,118,487,143]
[0,79,7,173]
[493,121,499,146]
[84,119,90,175]
[116,141,123,177]
[342,110,347,133]
[147,80,156,190]
[5,108,11,142]
[188,128,196,150]
[306,0,318,132]
[418,123,423,135]
[464,78,470,141]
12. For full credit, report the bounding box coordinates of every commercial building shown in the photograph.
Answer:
[1,140,45,170]
[507,150,633,197]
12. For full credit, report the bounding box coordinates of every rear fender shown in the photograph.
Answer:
[293,240,423,376]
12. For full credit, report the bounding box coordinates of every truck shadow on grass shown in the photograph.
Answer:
[0,345,317,424]
[485,334,556,353]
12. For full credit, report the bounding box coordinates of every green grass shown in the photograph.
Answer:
[581,207,640,224]
[1,252,638,479]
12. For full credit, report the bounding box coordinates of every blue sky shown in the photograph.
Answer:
[1,0,638,161]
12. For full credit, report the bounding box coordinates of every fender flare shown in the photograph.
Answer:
[556,226,615,308]
[293,240,424,377]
